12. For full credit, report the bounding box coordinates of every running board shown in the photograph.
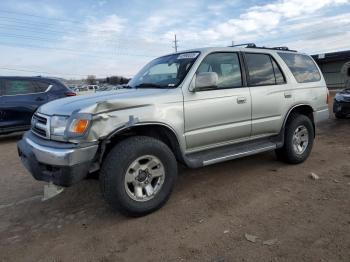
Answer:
[184,138,279,168]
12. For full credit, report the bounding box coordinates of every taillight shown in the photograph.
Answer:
[65,91,76,97]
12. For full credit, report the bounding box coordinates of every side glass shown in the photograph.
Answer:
[195,52,242,90]
[3,80,38,95]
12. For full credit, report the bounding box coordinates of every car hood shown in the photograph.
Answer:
[338,88,350,96]
[38,88,180,116]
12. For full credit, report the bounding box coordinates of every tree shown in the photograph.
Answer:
[106,75,130,85]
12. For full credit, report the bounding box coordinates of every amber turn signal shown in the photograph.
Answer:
[70,119,89,134]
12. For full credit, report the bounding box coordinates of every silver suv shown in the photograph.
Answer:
[18,45,329,216]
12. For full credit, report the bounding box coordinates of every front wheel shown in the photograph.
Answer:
[100,136,177,217]
[275,114,314,164]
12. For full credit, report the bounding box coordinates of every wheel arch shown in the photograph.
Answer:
[100,122,185,164]
[281,104,315,138]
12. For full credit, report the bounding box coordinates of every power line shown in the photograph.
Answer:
[0,9,82,25]
[0,66,87,77]
[0,41,157,59]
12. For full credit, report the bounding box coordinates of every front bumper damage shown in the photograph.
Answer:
[17,131,98,187]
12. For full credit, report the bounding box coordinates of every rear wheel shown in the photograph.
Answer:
[275,114,314,164]
[100,136,177,217]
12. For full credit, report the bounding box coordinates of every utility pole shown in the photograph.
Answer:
[231,40,235,47]
[173,34,179,53]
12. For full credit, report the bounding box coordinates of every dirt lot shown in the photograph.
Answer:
[0,116,349,261]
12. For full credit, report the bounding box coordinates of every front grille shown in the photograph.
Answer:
[33,114,47,125]
[31,113,50,139]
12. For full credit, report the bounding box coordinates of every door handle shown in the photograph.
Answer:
[237,97,247,104]
[284,92,292,98]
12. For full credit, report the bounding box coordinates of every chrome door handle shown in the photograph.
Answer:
[284,92,292,98]
[237,97,247,104]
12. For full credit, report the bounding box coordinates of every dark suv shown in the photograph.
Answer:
[0,76,76,135]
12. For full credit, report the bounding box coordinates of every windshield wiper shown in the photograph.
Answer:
[134,83,165,89]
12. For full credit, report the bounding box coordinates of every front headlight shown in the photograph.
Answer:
[50,115,69,136]
[50,114,91,141]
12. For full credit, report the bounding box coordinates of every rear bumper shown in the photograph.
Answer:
[313,108,329,123]
[17,132,98,187]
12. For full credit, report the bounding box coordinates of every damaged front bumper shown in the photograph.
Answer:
[17,131,99,187]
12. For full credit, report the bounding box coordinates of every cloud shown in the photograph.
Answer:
[197,0,350,41]
[154,0,350,51]
[12,1,64,18]
[1,0,350,78]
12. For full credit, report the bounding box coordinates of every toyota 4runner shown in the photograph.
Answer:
[18,44,329,216]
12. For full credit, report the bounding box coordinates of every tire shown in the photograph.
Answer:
[335,113,346,119]
[100,136,177,217]
[275,113,314,164]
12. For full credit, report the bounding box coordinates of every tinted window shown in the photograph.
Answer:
[278,53,321,83]
[3,80,37,95]
[245,53,275,86]
[272,59,285,84]
[35,81,51,92]
[196,52,242,89]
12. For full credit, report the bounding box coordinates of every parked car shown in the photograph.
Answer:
[87,85,100,91]
[74,85,100,95]
[96,84,123,92]
[18,45,329,216]
[333,88,350,118]
[0,76,76,135]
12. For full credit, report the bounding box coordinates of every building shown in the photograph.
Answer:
[312,50,350,90]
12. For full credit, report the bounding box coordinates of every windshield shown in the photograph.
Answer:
[128,52,200,88]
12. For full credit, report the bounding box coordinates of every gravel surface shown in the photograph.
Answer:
[0,118,349,262]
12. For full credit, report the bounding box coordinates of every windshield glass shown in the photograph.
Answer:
[128,52,200,88]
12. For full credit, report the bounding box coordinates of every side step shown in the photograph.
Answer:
[184,138,280,168]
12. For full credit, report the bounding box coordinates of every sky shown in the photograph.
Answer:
[0,0,349,79]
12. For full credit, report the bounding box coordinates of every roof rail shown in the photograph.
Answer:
[229,43,256,48]
[229,43,297,52]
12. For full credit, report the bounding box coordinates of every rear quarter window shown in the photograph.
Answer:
[34,81,51,92]
[278,53,321,83]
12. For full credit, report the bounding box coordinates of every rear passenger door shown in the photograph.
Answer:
[244,52,292,138]
[0,79,48,129]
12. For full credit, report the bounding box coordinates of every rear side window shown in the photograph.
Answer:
[245,53,285,86]
[272,59,285,84]
[278,53,321,83]
[3,80,37,95]
[34,81,51,92]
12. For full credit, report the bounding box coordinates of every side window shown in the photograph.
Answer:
[196,52,242,89]
[35,81,51,92]
[278,53,321,83]
[272,59,286,84]
[245,53,276,86]
[3,80,37,95]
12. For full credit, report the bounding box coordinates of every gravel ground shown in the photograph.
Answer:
[0,115,349,262]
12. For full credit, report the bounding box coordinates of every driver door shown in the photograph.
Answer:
[183,52,252,151]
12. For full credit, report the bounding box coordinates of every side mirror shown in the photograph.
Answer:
[190,72,218,92]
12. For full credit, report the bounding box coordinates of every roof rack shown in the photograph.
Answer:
[230,43,297,52]
[230,43,257,48]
